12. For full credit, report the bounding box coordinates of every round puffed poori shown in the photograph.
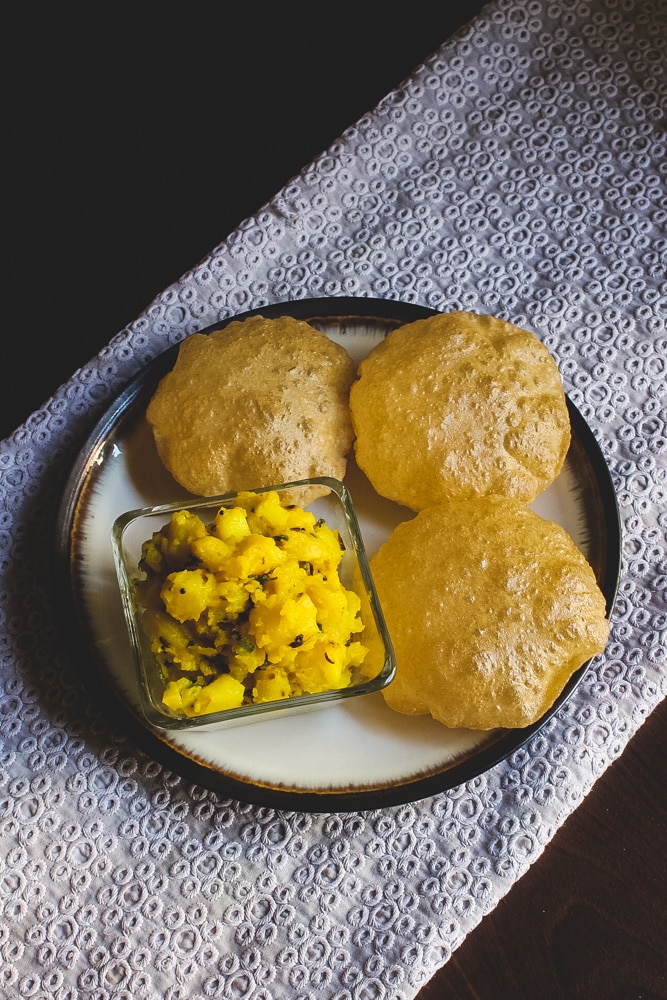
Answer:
[349,311,571,510]
[371,497,609,731]
[146,315,356,504]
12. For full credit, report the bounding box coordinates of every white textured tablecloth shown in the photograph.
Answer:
[1,1,666,997]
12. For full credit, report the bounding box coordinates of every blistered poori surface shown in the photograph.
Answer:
[146,315,355,504]
[371,497,609,730]
[349,311,571,510]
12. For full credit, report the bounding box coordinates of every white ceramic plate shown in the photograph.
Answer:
[54,297,621,811]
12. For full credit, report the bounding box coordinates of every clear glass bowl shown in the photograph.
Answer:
[111,477,395,731]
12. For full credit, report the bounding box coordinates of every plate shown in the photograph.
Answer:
[54,297,621,811]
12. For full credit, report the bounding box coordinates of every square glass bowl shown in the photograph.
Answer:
[111,477,396,731]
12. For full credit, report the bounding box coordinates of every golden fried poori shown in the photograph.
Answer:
[146,315,355,504]
[349,311,571,510]
[371,497,609,730]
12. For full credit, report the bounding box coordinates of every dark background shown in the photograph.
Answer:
[3,4,487,440]
[4,6,666,998]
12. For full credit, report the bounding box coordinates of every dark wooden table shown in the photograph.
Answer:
[5,9,666,998]
[418,697,667,999]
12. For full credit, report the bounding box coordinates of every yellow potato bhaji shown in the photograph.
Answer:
[135,490,376,717]
[372,497,609,730]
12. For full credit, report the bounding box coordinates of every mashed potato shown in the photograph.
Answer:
[135,490,374,717]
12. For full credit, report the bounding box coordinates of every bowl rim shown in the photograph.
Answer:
[111,475,397,731]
